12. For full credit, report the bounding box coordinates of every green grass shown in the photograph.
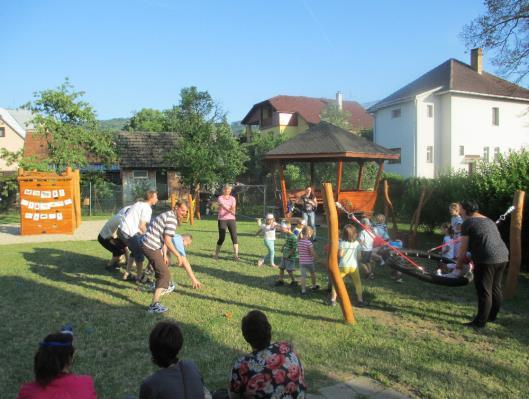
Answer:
[1,220,528,399]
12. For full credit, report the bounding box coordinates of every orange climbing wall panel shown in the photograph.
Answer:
[17,168,81,235]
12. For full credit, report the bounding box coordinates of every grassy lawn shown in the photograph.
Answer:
[1,219,528,398]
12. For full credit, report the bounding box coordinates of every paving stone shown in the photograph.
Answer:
[319,383,360,398]
[373,388,410,399]
[345,376,385,396]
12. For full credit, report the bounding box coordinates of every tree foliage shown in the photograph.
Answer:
[165,87,248,193]
[320,103,352,131]
[125,108,166,132]
[25,79,116,171]
[461,0,529,82]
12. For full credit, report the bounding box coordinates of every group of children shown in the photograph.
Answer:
[255,213,397,305]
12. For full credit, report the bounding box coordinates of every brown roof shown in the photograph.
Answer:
[23,132,49,160]
[116,131,180,168]
[265,122,399,161]
[369,59,529,111]
[241,95,373,130]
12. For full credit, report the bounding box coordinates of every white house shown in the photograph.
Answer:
[0,108,35,172]
[368,49,529,178]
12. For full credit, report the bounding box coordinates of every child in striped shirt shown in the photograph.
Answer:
[298,226,319,295]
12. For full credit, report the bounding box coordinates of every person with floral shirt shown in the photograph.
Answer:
[228,310,306,398]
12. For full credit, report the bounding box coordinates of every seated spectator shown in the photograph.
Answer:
[140,321,210,399]
[228,310,306,398]
[17,327,97,399]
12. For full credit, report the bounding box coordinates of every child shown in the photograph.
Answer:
[437,223,458,275]
[372,213,389,265]
[330,224,365,306]
[255,214,278,268]
[358,217,375,279]
[449,203,463,256]
[298,226,319,295]
[274,222,298,286]
[293,218,306,237]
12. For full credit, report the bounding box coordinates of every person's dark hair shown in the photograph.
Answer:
[149,321,183,368]
[342,224,357,242]
[241,310,272,351]
[34,333,75,386]
[460,200,479,215]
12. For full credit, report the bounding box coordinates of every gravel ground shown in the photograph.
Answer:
[0,220,106,245]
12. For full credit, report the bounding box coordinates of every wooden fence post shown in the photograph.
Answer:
[188,193,194,225]
[505,190,525,299]
[383,180,398,236]
[322,182,356,324]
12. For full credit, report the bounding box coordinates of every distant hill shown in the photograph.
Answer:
[99,118,129,132]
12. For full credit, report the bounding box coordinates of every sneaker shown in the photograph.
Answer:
[328,300,337,307]
[311,285,320,291]
[289,281,299,287]
[147,303,168,314]
[274,280,285,287]
[257,258,264,267]
[356,301,366,308]
[368,273,375,280]
[395,278,403,283]
[300,290,307,295]
[161,283,176,296]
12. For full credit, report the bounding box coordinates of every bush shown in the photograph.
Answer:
[0,175,18,213]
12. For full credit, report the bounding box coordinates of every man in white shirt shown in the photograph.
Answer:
[98,206,130,269]
[117,190,158,281]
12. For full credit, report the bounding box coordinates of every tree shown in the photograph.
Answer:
[320,103,353,131]
[165,87,248,200]
[125,108,166,132]
[461,0,529,82]
[27,79,115,171]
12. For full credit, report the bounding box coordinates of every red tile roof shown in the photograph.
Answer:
[242,95,373,130]
[23,132,49,160]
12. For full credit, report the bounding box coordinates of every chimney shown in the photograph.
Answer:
[471,48,483,74]
[336,91,343,111]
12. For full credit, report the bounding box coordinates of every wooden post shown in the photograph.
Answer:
[373,161,384,192]
[322,182,356,324]
[170,193,177,209]
[279,163,288,217]
[383,180,398,235]
[310,162,315,187]
[357,161,364,190]
[505,190,525,299]
[188,193,194,225]
[335,160,343,201]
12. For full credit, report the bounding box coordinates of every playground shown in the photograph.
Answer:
[1,216,528,398]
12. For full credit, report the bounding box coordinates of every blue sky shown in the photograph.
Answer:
[1,0,496,121]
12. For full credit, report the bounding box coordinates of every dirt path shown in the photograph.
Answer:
[0,220,106,245]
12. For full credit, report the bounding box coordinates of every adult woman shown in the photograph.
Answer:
[140,321,209,399]
[17,328,97,399]
[298,186,317,240]
[214,184,239,261]
[456,200,509,328]
[227,310,306,398]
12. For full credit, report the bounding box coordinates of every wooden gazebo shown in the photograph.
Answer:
[264,122,400,216]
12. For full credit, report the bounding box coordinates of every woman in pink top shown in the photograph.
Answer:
[214,184,239,261]
[17,328,97,399]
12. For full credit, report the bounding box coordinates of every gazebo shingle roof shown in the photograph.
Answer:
[116,131,180,168]
[264,122,399,161]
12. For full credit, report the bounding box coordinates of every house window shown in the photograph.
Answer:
[133,170,149,179]
[0,127,5,137]
[391,108,401,118]
[388,148,401,164]
[426,146,433,163]
[492,107,499,126]
[494,147,500,161]
[427,104,433,118]
[459,146,465,156]
[483,146,490,162]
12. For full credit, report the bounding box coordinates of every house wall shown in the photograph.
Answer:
[438,94,452,175]
[0,120,24,171]
[373,100,416,177]
[259,115,310,138]
[415,92,437,178]
[449,94,529,171]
